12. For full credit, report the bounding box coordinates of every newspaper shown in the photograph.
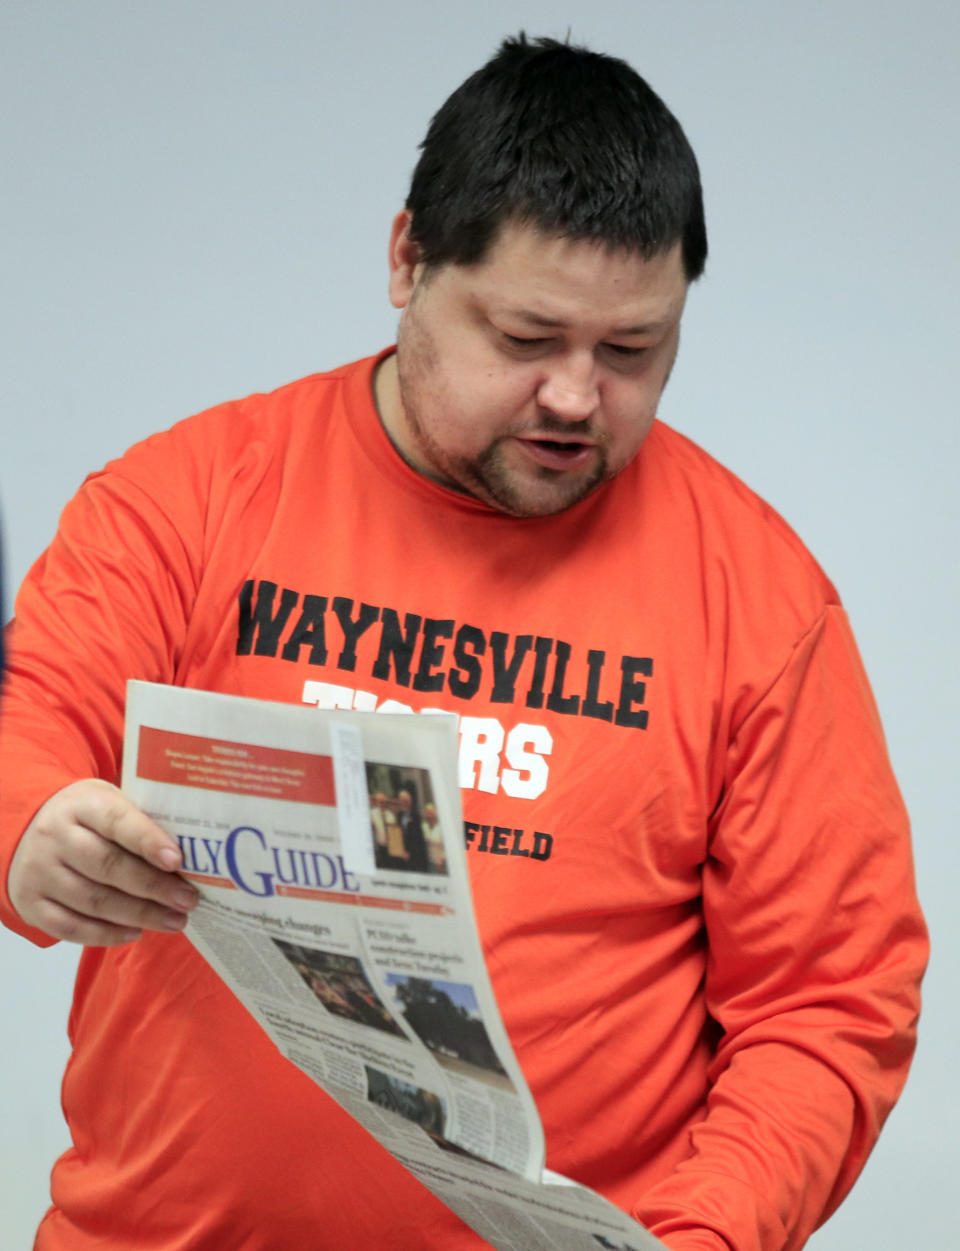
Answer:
[122,681,665,1251]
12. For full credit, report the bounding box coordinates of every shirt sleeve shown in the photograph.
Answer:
[0,434,213,944]
[635,606,928,1251]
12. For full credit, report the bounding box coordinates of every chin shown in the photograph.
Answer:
[476,471,608,517]
[461,441,609,517]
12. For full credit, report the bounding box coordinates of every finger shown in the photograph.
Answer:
[44,860,194,934]
[55,825,199,913]
[69,782,184,871]
[28,895,144,948]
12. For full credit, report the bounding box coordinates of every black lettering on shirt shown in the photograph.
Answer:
[372,608,423,686]
[524,637,554,710]
[448,625,486,699]
[237,579,654,733]
[581,649,614,721]
[412,618,455,693]
[615,657,653,729]
[333,597,379,671]
[490,632,533,703]
[546,640,581,716]
[280,594,329,664]
[463,821,554,863]
[236,580,299,657]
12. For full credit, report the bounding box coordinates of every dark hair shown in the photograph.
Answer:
[405,34,707,280]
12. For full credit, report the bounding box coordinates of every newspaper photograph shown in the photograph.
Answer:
[122,681,664,1251]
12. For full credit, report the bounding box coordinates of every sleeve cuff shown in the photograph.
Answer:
[657,1235,732,1251]
[635,1170,787,1251]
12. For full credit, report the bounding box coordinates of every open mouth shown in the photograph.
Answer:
[537,439,585,453]
[516,437,595,470]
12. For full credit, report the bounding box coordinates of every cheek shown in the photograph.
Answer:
[605,395,659,462]
[458,369,537,436]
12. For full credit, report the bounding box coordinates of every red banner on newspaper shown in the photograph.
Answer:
[137,727,336,805]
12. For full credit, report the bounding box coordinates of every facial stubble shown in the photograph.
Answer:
[395,305,611,518]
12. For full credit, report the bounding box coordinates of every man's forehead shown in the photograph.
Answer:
[459,226,688,329]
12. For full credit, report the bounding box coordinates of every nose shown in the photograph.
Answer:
[536,352,600,422]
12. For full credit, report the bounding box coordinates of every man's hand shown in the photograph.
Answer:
[8,779,199,946]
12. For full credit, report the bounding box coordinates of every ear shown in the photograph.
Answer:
[387,209,423,309]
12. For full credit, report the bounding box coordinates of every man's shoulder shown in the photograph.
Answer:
[640,420,839,604]
[644,418,787,518]
[162,354,376,448]
[96,354,380,482]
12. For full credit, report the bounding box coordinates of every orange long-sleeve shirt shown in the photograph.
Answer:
[0,352,926,1250]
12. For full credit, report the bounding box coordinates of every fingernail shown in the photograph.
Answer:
[158,847,181,870]
[162,911,188,931]
[121,929,143,943]
[172,889,198,910]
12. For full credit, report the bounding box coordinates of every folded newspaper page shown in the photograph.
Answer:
[122,681,665,1251]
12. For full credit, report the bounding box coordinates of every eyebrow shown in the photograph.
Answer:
[499,307,672,335]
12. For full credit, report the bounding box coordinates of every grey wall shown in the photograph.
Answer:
[2,2,956,1244]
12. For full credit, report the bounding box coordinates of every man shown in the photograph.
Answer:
[396,784,429,872]
[0,34,926,1251]
[370,789,396,868]
[423,801,446,873]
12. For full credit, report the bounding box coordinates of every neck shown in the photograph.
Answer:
[372,351,403,446]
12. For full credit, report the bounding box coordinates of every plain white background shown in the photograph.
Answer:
[1,2,956,1244]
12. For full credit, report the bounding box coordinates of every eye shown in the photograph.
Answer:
[500,332,549,351]
[605,343,649,358]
